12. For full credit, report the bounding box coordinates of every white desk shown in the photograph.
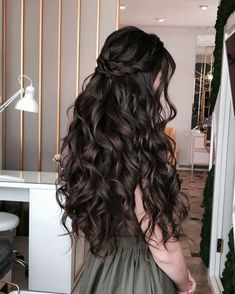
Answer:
[0,170,84,293]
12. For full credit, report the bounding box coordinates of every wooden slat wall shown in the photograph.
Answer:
[1,0,119,172]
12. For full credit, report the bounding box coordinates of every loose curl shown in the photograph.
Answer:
[56,26,188,257]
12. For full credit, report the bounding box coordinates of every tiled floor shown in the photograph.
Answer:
[7,170,212,294]
[179,170,213,294]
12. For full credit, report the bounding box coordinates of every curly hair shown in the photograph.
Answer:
[56,26,188,257]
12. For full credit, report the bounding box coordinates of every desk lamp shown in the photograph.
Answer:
[0,75,38,113]
[0,75,38,181]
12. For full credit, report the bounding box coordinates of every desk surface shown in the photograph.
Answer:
[0,170,58,188]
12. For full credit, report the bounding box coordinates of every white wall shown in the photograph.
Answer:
[140,26,212,165]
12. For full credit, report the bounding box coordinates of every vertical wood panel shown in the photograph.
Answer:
[38,0,43,171]
[2,0,7,168]
[0,0,5,169]
[75,0,81,97]
[96,0,100,58]
[0,1,2,100]
[41,0,58,171]
[20,0,25,170]
[56,0,62,155]
[60,0,78,140]
[24,0,40,171]
[116,0,120,30]
[99,0,118,52]
[79,0,97,90]
[5,0,21,170]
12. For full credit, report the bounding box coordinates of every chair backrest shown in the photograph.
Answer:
[0,212,19,232]
[165,126,176,141]
[0,237,12,289]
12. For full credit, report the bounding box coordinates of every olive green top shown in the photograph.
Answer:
[78,234,177,294]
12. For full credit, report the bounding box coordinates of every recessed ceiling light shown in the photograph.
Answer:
[156,18,165,23]
[120,5,126,10]
[199,5,208,10]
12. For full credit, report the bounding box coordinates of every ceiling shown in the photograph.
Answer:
[119,0,219,28]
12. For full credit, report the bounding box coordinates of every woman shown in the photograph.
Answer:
[56,26,196,294]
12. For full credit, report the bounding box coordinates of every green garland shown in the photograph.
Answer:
[222,228,235,293]
[199,166,214,267]
[210,0,235,110]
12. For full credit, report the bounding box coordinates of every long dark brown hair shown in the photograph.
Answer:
[56,26,188,257]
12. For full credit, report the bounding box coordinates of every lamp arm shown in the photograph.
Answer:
[0,89,24,113]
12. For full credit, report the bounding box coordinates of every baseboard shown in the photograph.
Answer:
[177,164,209,171]
[208,273,224,294]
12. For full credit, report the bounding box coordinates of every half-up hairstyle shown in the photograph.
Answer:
[56,26,188,257]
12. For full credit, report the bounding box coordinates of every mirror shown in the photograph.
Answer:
[192,35,215,132]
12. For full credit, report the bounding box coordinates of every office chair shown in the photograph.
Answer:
[0,212,28,274]
[0,236,13,293]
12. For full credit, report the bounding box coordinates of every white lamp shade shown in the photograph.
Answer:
[15,85,38,113]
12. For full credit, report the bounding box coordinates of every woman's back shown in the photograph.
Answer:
[56,26,196,294]
[79,217,177,294]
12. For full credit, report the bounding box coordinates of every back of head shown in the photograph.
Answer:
[56,26,188,257]
[96,26,166,77]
